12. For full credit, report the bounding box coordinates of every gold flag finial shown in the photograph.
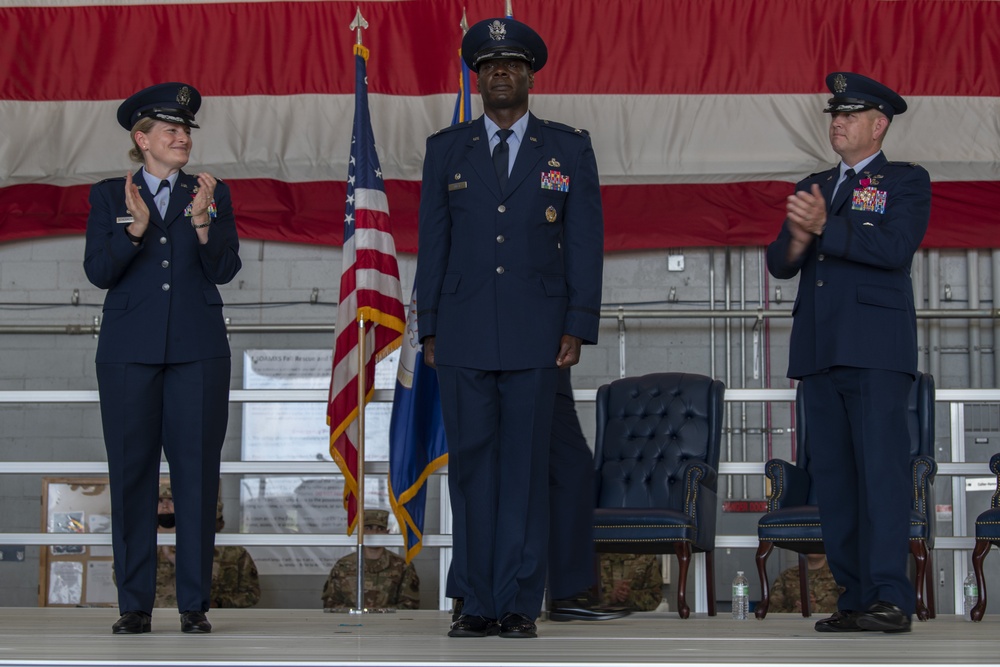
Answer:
[350,7,369,45]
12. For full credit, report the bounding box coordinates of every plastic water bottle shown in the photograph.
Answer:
[732,570,749,620]
[963,571,978,620]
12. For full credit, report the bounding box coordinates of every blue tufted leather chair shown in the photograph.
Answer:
[754,372,937,620]
[592,372,725,619]
[970,453,1000,622]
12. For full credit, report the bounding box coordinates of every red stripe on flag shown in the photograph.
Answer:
[7,180,999,250]
[3,0,998,99]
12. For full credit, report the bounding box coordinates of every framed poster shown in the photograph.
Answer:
[39,477,116,607]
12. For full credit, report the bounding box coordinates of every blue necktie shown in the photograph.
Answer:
[155,179,170,217]
[493,129,513,190]
[829,168,855,212]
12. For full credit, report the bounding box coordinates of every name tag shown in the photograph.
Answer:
[448,182,468,191]
[116,216,135,225]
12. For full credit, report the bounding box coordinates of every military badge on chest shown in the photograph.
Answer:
[541,166,569,193]
[852,173,886,214]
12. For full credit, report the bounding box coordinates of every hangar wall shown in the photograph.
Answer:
[1,235,997,612]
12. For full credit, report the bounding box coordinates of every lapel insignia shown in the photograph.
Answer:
[454,173,461,180]
[548,158,561,167]
[529,136,538,142]
[541,170,569,192]
[545,206,558,222]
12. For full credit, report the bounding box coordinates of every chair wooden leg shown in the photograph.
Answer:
[797,553,811,618]
[909,540,929,621]
[971,539,992,622]
[705,549,717,616]
[754,541,774,619]
[674,542,692,619]
[924,547,936,619]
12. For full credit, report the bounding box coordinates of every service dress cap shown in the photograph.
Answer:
[462,17,547,72]
[824,72,907,119]
[363,509,390,530]
[117,82,202,130]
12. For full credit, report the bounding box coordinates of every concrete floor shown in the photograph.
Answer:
[0,608,996,667]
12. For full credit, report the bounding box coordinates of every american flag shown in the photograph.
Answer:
[328,42,406,534]
[2,1,999,249]
[386,14,473,562]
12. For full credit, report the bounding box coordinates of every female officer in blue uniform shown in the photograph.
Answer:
[84,82,241,635]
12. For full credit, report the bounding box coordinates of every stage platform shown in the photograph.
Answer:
[0,608,996,667]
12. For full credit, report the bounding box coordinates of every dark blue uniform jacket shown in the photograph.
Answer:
[416,113,604,371]
[766,153,930,379]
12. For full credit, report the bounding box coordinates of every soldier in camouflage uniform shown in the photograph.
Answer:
[767,554,841,614]
[769,553,840,614]
[154,482,261,608]
[322,509,419,610]
[598,553,663,612]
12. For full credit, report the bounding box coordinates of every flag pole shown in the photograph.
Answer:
[352,315,368,613]
[349,5,372,615]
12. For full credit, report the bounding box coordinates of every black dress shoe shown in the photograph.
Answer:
[550,592,631,622]
[498,612,537,639]
[856,601,912,633]
[180,611,212,634]
[448,614,499,638]
[112,611,152,635]
[814,610,865,632]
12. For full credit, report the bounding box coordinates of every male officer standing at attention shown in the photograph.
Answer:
[417,17,604,639]
[767,72,930,633]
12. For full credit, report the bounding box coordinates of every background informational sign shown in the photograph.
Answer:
[240,350,400,574]
[39,478,115,607]
[242,349,398,461]
[240,476,393,574]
